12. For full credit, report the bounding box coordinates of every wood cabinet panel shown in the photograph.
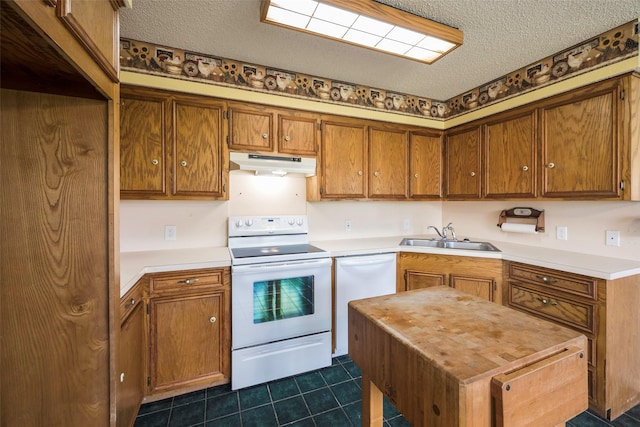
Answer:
[150,268,224,295]
[172,98,226,197]
[541,82,621,198]
[228,105,273,151]
[118,297,145,427]
[484,110,537,198]
[150,292,227,393]
[445,125,481,199]
[278,113,318,155]
[406,270,445,291]
[409,131,443,199]
[320,119,367,198]
[450,275,494,301]
[120,93,166,195]
[368,127,407,198]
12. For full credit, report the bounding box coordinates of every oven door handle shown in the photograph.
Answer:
[232,258,331,273]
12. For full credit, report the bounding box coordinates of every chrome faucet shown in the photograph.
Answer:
[428,223,457,241]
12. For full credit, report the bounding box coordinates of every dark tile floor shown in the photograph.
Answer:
[134,355,640,427]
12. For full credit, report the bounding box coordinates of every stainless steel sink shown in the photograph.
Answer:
[399,238,501,252]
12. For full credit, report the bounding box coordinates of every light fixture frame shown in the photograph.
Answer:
[260,0,463,65]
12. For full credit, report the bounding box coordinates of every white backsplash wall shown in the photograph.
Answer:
[227,171,307,216]
[442,201,640,261]
[120,200,229,251]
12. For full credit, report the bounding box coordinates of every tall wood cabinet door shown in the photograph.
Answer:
[409,131,443,199]
[149,292,227,393]
[320,120,367,198]
[445,126,482,199]
[368,127,408,199]
[228,104,273,152]
[117,302,145,427]
[484,110,537,198]
[450,275,494,302]
[278,113,318,156]
[120,92,167,197]
[171,98,227,198]
[540,82,621,198]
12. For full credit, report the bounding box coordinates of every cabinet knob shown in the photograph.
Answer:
[414,173,419,178]
[357,170,363,176]
[284,135,291,142]
[178,278,199,285]
[546,162,555,169]
[470,171,476,177]
[262,133,268,139]
[374,171,380,177]
[535,275,557,284]
[180,160,187,167]
[124,298,135,309]
[151,159,159,166]
[209,316,217,323]
[521,165,529,171]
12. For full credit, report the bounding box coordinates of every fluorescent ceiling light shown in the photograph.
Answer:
[260,0,463,64]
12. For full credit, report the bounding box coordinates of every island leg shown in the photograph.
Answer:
[361,373,384,427]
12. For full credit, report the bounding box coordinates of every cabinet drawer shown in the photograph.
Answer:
[509,284,595,334]
[120,280,144,323]
[150,269,225,294]
[508,263,597,300]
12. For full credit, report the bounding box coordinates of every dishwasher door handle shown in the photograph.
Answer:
[338,256,394,268]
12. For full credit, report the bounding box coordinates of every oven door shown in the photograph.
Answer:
[231,257,331,349]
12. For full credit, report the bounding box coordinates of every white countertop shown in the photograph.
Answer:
[120,236,640,297]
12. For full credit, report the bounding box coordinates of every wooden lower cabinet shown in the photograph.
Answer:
[146,268,231,399]
[506,262,640,420]
[397,252,503,304]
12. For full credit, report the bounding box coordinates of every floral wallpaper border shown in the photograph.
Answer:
[120,20,638,120]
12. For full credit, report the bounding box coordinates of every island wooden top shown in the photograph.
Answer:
[348,286,585,384]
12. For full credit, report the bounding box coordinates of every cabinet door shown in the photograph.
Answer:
[409,131,443,199]
[484,111,537,198]
[320,119,367,198]
[149,291,228,393]
[450,275,494,301]
[120,92,167,197]
[278,113,318,156]
[172,97,227,198]
[445,126,481,199]
[368,127,407,198]
[228,105,273,151]
[406,271,445,291]
[541,82,621,198]
[117,301,145,427]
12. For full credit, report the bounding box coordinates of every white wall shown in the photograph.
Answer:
[120,174,640,261]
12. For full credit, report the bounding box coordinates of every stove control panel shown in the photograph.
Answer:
[229,215,308,237]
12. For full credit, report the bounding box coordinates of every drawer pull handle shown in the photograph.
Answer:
[209,316,217,323]
[535,275,557,284]
[124,298,135,309]
[178,278,199,285]
[537,297,558,306]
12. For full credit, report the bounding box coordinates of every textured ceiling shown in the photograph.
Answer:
[120,0,640,101]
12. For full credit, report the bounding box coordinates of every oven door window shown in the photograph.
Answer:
[253,276,314,324]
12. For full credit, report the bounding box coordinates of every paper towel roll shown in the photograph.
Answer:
[500,223,538,234]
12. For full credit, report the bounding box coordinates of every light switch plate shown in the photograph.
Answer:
[556,226,568,240]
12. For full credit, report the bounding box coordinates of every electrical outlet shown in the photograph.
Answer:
[403,218,410,230]
[164,225,177,241]
[556,226,568,241]
[606,230,620,247]
[345,220,352,232]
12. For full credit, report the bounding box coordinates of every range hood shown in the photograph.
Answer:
[230,152,316,177]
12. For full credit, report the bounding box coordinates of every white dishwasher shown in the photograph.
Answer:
[334,253,396,356]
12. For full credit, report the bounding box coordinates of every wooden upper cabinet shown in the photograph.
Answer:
[483,110,537,198]
[409,131,443,199]
[540,80,621,198]
[120,89,167,197]
[227,103,319,156]
[320,119,367,198]
[368,127,408,199]
[56,0,121,82]
[171,96,227,198]
[228,104,273,152]
[445,125,482,199]
[278,112,318,156]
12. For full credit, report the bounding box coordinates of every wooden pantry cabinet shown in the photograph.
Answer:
[147,268,231,398]
[505,262,640,420]
[120,86,228,200]
[227,102,319,156]
[397,252,503,304]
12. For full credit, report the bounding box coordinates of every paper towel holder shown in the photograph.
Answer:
[497,207,545,232]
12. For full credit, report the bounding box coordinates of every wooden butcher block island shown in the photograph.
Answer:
[348,286,588,427]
